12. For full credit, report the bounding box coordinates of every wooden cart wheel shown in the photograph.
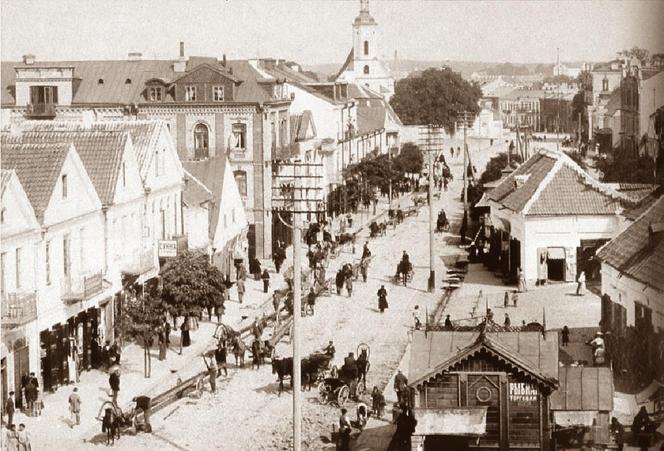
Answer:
[357,343,370,360]
[318,382,330,405]
[356,381,366,396]
[337,385,350,406]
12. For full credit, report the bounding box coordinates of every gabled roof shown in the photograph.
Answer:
[0,169,13,195]
[182,169,213,207]
[2,129,129,205]
[181,156,228,241]
[169,61,241,85]
[550,366,613,411]
[408,330,559,389]
[335,49,354,80]
[357,101,386,135]
[487,149,636,216]
[1,142,71,220]
[596,194,664,292]
[290,110,316,142]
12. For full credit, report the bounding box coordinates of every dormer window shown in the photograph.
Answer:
[185,86,197,101]
[125,78,132,84]
[98,79,104,85]
[149,86,163,102]
[30,85,58,105]
[213,86,225,101]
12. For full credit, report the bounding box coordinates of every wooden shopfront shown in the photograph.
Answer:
[408,328,559,451]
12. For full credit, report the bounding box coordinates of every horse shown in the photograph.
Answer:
[396,260,412,286]
[302,353,333,390]
[272,357,294,396]
[232,336,246,368]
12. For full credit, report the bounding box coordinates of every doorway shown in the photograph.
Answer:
[13,344,29,409]
[546,247,566,281]
[1,358,7,411]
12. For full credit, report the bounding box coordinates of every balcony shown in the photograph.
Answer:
[26,102,56,118]
[2,291,38,327]
[121,248,156,276]
[61,271,104,304]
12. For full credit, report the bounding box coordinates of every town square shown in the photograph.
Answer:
[1,1,663,450]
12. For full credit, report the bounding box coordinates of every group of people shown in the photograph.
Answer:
[3,423,32,451]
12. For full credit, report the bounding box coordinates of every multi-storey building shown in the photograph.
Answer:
[498,90,543,131]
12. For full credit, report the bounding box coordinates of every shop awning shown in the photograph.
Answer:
[413,407,487,436]
[547,247,566,260]
[553,411,597,427]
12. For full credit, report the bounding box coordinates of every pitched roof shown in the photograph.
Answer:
[181,156,228,241]
[357,100,386,135]
[182,170,213,207]
[487,149,636,216]
[334,49,354,80]
[1,142,71,220]
[347,83,383,100]
[1,58,277,105]
[550,366,613,411]
[604,88,622,116]
[290,110,316,142]
[500,89,546,100]
[3,129,129,205]
[596,194,664,292]
[408,330,559,388]
[0,169,13,195]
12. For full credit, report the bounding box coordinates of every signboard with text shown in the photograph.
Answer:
[158,240,177,258]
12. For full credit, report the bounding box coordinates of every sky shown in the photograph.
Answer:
[1,0,663,66]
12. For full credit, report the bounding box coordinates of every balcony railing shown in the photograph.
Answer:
[2,291,38,327]
[61,271,104,304]
[26,103,56,118]
[120,248,156,276]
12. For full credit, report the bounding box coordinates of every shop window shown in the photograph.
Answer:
[194,123,209,159]
[234,170,247,197]
[232,123,247,150]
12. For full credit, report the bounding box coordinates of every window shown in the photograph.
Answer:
[185,86,197,101]
[363,65,370,75]
[122,162,126,187]
[213,86,225,101]
[1,207,5,224]
[98,79,104,85]
[125,78,132,84]
[602,77,609,92]
[364,40,369,56]
[232,123,247,150]
[194,123,210,159]
[160,209,166,240]
[234,170,247,197]
[279,118,287,148]
[15,247,21,289]
[29,85,58,105]
[1,252,6,293]
[149,86,163,101]
[45,241,51,285]
[63,235,70,278]
[61,174,68,199]
[635,303,653,330]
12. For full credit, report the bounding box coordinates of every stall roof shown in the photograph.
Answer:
[413,407,487,436]
[550,366,613,411]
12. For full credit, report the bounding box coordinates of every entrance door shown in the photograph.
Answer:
[13,344,29,408]
[1,358,7,411]
[247,224,256,262]
[546,248,566,281]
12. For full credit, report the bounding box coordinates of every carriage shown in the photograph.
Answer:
[394,260,414,285]
[317,344,370,406]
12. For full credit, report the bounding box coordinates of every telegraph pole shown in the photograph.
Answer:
[292,163,302,451]
[421,125,443,292]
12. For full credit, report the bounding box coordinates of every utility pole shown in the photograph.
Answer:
[292,163,302,451]
[556,47,561,152]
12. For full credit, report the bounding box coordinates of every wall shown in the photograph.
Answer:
[601,263,664,331]
[640,71,664,139]
[184,203,210,251]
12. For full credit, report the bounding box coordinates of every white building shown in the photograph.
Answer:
[639,70,664,159]
[334,0,395,101]
[485,149,637,284]
[596,194,664,332]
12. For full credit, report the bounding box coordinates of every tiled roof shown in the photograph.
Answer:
[596,194,664,292]
[488,149,636,216]
[408,330,559,387]
[334,49,354,80]
[622,190,662,221]
[3,129,128,205]
[347,83,383,100]
[500,89,546,100]
[182,169,213,207]
[1,142,71,220]
[357,100,386,135]
[290,110,316,143]
[181,156,227,241]
[0,169,13,195]
[1,58,277,105]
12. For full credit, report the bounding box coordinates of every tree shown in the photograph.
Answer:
[571,91,589,144]
[160,250,227,323]
[593,148,661,185]
[575,70,592,91]
[390,68,482,134]
[121,289,166,377]
[564,151,587,170]
[618,46,650,66]
[394,142,423,174]
[479,152,523,186]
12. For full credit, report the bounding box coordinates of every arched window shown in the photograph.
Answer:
[363,65,370,75]
[234,170,247,197]
[602,76,609,92]
[194,123,209,159]
[364,40,369,56]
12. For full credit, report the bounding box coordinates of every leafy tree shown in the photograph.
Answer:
[479,152,523,186]
[593,147,661,185]
[571,91,589,144]
[618,46,650,66]
[543,74,574,85]
[564,151,587,170]
[394,142,423,174]
[160,250,227,322]
[390,68,482,134]
[575,70,592,91]
[121,289,166,377]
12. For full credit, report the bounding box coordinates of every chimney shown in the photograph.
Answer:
[128,52,142,61]
[22,54,35,65]
[222,54,227,67]
[179,41,185,59]
[174,41,187,72]
[513,174,529,189]
[263,58,276,70]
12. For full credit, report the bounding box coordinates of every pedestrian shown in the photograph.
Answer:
[251,338,262,370]
[504,290,509,308]
[377,285,388,313]
[457,146,461,159]
[345,275,353,297]
[371,386,386,419]
[504,313,511,327]
[164,320,171,346]
[486,308,494,322]
[6,424,19,451]
[362,242,371,259]
[576,271,586,296]
[346,213,353,229]
[610,417,625,451]
[203,354,217,393]
[109,369,120,404]
[335,269,345,295]
[34,386,42,417]
[158,330,167,361]
[356,402,368,428]
[5,391,15,427]
[180,319,191,349]
[512,292,519,307]
[359,258,369,283]
[562,325,570,347]
[102,340,111,369]
[215,343,228,377]
[68,387,81,427]
[110,340,121,366]
[261,269,270,293]
[394,369,408,405]
[412,305,422,330]
[338,408,352,451]
[517,267,527,292]
[16,423,31,451]
[450,146,454,158]
[444,314,453,329]
[307,288,316,316]
[236,277,245,304]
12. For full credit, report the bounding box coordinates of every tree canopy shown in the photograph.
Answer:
[121,289,166,377]
[617,46,650,66]
[394,142,423,174]
[593,148,661,185]
[390,68,482,134]
[160,250,227,319]
[478,152,523,186]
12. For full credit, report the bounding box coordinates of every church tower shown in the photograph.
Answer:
[353,0,378,77]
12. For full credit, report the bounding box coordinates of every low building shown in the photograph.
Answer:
[498,90,543,131]
[485,149,636,283]
[407,328,559,450]
[595,194,664,332]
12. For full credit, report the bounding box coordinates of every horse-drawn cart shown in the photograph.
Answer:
[318,377,352,406]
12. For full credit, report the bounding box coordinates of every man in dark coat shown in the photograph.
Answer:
[261,269,270,293]
[306,288,316,316]
[394,370,408,405]
[5,391,15,427]
[215,343,228,377]
[109,370,120,403]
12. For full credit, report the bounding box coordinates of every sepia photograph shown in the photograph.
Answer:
[0,0,663,449]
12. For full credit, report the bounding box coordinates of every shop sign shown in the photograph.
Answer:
[509,382,538,403]
[158,240,177,257]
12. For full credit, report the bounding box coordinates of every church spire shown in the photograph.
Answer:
[354,0,376,25]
